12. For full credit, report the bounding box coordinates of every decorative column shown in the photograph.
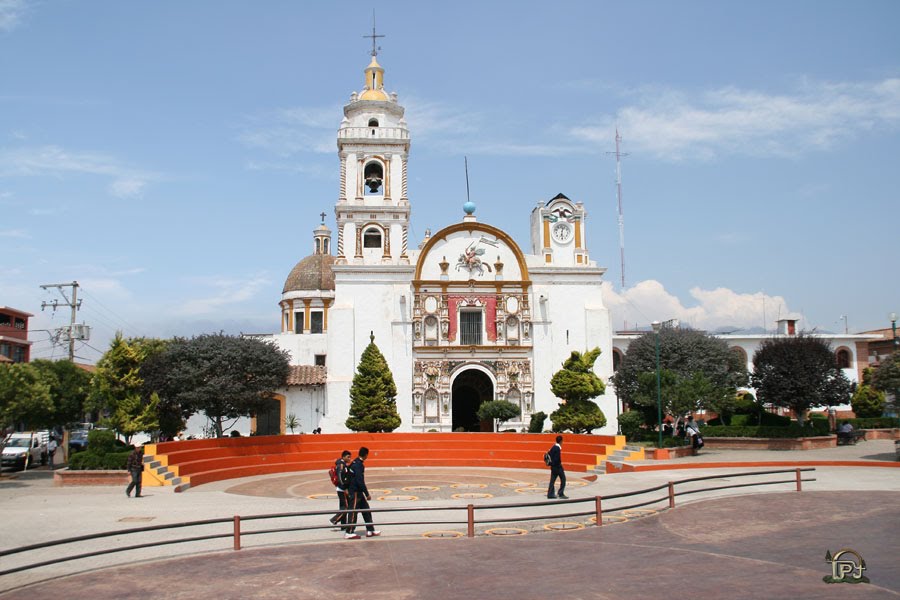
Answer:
[401,155,408,203]
[401,225,409,259]
[339,152,348,202]
[383,153,392,202]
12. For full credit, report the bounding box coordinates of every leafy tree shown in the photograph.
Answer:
[852,369,885,418]
[346,333,401,433]
[528,411,547,433]
[872,351,900,395]
[0,363,54,430]
[87,333,168,443]
[150,333,290,438]
[612,327,747,425]
[549,348,607,433]
[477,400,521,431]
[751,334,851,424]
[617,410,645,441]
[31,359,92,427]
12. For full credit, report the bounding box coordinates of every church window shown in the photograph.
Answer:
[310,311,324,334]
[323,238,330,254]
[460,310,483,345]
[835,348,851,369]
[315,354,326,366]
[363,228,382,249]
[612,348,624,372]
[294,312,304,334]
[368,118,379,127]
[315,239,321,254]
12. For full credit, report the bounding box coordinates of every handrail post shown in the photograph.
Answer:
[795,468,802,492]
[595,496,603,527]
[668,481,675,509]
[467,504,475,538]
[233,515,241,551]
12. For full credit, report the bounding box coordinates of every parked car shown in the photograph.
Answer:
[68,429,90,454]
[2,432,48,470]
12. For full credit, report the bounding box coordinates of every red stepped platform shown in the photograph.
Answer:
[143,432,627,492]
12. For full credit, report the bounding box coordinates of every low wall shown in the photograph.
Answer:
[646,446,694,460]
[703,436,836,451]
[862,429,900,440]
[54,468,129,487]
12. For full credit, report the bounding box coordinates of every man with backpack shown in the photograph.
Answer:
[345,446,381,539]
[546,435,567,499]
[329,450,353,531]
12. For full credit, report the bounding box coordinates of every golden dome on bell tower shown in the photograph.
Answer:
[359,55,389,101]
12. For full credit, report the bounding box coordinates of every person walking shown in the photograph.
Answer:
[47,436,58,469]
[125,445,144,498]
[345,446,380,539]
[546,435,567,499]
[685,416,703,456]
[330,450,353,531]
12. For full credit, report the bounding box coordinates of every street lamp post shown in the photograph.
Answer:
[652,320,663,448]
[891,312,898,350]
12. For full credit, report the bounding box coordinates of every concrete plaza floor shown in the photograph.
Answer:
[0,440,898,598]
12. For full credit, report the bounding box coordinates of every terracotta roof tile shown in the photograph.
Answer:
[287,365,327,386]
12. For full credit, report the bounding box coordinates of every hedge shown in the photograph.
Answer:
[846,417,899,429]
[702,421,830,438]
[68,450,130,470]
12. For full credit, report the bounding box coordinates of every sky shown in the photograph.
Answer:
[1,0,898,364]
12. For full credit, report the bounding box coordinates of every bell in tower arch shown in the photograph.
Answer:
[364,161,384,194]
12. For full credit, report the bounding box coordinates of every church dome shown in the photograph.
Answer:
[283,254,336,293]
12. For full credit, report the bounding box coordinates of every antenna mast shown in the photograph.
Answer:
[606,129,628,289]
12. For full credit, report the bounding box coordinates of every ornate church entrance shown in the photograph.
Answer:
[451,369,494,432]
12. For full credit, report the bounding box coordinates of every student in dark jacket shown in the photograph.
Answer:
[330,450,353,531]
[546,435,567,499]
[125,445,144,498]
[345,446,381,539]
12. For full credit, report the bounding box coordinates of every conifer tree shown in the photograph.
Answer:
[549,348,607,433]
[346,332,401,432]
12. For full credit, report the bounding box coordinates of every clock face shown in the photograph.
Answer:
[552,222,572,243]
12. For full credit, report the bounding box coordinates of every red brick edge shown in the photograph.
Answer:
[607,460,900,474]
[53,468,130,486]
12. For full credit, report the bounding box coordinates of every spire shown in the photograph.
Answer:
[359,17,389,101]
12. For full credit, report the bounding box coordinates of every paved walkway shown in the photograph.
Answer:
[1,441,898,598]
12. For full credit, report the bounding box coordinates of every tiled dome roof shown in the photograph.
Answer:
[283,254,336,293]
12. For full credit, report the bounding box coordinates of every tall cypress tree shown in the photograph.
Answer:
[346,332,401,432]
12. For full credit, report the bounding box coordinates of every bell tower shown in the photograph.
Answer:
[334,32,411,266]
[530,193,589,267]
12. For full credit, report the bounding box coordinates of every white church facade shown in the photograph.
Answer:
[249,51,616,436]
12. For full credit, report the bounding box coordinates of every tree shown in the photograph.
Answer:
[0,363,54,430]
[150,333,290,437]
[872,351,900,401]
[87,333,168,443]
[346,333,401,433]
[476,400,521,431]
[612,327,747,425]
[852,369,885,418]
[30,359,92,427]
[751,334,851,424]
[549,348,607,433]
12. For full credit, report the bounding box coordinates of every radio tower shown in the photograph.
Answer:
[613,128,627,289]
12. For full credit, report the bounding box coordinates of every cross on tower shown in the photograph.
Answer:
[320,212,327,224]
[363,14,385,57]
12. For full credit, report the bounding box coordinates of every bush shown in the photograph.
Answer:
[617,411,644,441]
[847,417,900,429]
[528,411,547,434]
[68,450,129,470]
[87,429,118,453]
[702,421,831,438]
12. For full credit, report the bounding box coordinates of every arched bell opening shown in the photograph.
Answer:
[364,161,384,195]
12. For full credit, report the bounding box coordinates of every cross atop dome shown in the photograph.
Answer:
[362,14,385,58]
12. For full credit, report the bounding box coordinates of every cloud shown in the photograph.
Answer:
[602,279,794,331]
[0,145,157,198]
[0,0,27,33]
[175,275,271,317]
[0,228,29,238]
[570,78,900,161]
[237,105,339,158]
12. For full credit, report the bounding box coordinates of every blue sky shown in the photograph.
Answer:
[2,1,898,363]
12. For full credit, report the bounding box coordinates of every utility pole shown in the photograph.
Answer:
[40,281,86,362]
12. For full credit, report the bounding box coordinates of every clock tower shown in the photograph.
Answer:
[334,46,411,266]
[530,193,588,266]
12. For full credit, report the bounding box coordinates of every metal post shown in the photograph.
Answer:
[467,504,475,538]
[795,468,802,492]
[233,515,241,550]
[668,481,675,508]
[655,329,662,448]
[595,496,603,526]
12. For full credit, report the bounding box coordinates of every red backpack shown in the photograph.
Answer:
[328,463,340,486]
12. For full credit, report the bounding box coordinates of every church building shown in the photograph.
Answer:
[249,48,616,436]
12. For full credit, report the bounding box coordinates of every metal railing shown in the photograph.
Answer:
[0,468,815,581]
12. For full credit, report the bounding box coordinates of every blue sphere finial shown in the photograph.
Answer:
[463,201,476,215]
